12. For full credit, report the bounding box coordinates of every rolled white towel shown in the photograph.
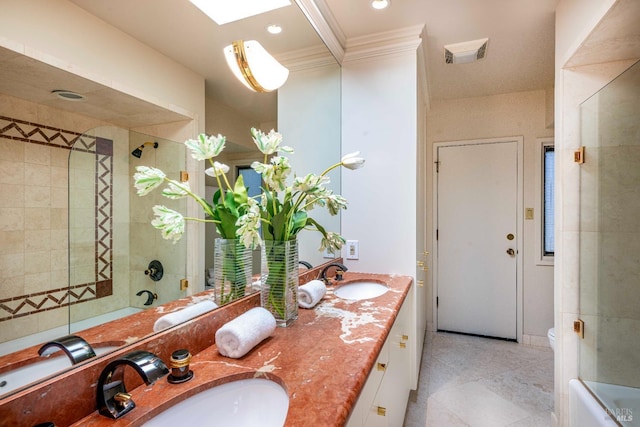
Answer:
[298,279,327,309]
[215,307,276,358]
[153,300,218,332]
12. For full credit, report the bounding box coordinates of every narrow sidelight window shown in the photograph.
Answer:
[543,145,555,256]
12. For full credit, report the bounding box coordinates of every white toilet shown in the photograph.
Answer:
[547,327,555,351]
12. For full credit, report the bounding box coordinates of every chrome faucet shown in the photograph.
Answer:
[38,335,96,364]
[97,350,169,419]
[318,262,348,285]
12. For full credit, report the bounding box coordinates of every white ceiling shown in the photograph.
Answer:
[323,0,559,101]
[1,0,559,127]
[68,0,559,111]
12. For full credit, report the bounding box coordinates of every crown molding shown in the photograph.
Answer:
[343,24,425,63]
[295,0,346,64]
[279,44,339,72]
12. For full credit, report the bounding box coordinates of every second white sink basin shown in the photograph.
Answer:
[334,281,389,300]
[143,378,289,427]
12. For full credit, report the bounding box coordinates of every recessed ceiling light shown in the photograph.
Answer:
[267,24,282,34]
[371,0,390,10]
[190,0,291,25]
[51,90,84,101]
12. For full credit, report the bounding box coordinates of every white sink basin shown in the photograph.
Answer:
[143,378,289,427]
[0,346,119,396]
[334,281,389,300]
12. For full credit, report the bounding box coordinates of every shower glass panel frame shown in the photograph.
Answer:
[578,59,640,413]
[68,127,188,334]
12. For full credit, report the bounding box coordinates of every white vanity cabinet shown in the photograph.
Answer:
[346,289,413,427]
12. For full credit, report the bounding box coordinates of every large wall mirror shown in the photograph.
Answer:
[0,0,340,399]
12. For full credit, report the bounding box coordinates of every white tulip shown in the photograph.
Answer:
[341,151,365,170]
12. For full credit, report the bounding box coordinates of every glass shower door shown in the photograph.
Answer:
[68,127,187,337]
[578,60,640,419]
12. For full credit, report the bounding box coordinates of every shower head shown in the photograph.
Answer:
[131,147,143,158]
[131,142,159,158]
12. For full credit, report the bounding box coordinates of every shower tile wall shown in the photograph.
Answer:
[128,133,187,306]
[0,94,121,342]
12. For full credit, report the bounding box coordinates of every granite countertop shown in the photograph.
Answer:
[72,272,412,427]
[0,289,222,378]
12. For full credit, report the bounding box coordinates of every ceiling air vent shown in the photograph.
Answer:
[444,38,489,64]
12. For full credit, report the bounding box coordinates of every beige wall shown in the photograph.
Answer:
[426,90,555,339]
[0,0,204,125]
[205,98,262,151]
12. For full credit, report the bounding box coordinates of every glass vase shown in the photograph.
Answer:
[213,238,252,306]
[260,239,299,327]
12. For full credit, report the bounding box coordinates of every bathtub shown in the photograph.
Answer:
[570,379,638,427]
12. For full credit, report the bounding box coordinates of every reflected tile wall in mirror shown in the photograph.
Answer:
[0,94,108,348]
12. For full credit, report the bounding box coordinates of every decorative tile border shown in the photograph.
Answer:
[0,116,113,322]
[0,115,81,148]
[0,281,114,322]
[95,138,113,283]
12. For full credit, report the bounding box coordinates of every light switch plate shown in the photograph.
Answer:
[323,248,336,259]
[525,208,534,220]
[346,240,359,260]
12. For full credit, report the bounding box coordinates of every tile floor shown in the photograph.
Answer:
[403,332,554,426]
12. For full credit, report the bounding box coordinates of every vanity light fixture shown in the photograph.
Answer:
[444,38,489,64]
[224,40,289,93]
[371,0,390,10]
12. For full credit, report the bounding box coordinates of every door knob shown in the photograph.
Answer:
[506,248,516,256]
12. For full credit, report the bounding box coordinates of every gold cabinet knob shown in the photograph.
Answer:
[423,251,430,256]
[417,260,424,267]
[399,342,406,349]
[377,362,387,371]
[417,280,424,287]
[401,334,409,341]
[377,406,387,416]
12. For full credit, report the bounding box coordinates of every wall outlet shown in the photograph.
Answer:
[323,248,336,259]
[346,240,359,260]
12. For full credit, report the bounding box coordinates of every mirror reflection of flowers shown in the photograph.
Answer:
[132,133,255,243]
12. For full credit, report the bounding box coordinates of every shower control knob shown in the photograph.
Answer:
[145,260,164,281]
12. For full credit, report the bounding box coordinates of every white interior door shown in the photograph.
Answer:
[436,140,518,340]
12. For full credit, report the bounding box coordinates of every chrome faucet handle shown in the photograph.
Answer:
[38,335,97,364]
[97,350,169,419]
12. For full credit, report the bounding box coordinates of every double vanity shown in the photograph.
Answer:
[0,270,413,426]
